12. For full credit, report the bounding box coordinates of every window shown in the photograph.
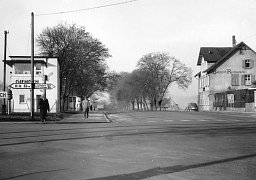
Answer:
[245,75,251,85]
[15,63,31,74]
[35,63,42,75]
[241,74,255,86]
[19,95,25,103]
[14,63,43,75]
[245,60,250,68]
[231,74,239,86]
[243,59,254,69]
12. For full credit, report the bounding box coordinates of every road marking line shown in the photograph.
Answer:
[180,120,191,122]
[164,120,173,122]
[198,119,208,121]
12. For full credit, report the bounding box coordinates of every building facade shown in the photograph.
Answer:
[6,56,60,113]
[195,37,256,111]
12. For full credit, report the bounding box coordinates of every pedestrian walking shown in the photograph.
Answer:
[82,97,90,118]
[38,94,50,123]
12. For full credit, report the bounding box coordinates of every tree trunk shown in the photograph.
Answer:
[159,99,162,111]
[131,100,135,110]
[140,99,143,111]
[136,99,140,111]
[154,98,157,111]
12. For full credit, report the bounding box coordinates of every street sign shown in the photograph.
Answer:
[35,83,55,89]
[10,83,31,89]
[10,83,55,89]
[35,83,47,89]
[0,91,7,98]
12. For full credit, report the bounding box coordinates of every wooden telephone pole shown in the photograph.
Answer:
[2,30,8,115]
[31,12,35,119]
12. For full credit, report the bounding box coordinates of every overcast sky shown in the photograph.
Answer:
[1,0,256,107]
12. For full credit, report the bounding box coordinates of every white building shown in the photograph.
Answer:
[195,36,256,112]
[6,56,60,113]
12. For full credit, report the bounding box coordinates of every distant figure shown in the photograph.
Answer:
[38,94,50,123]
[82,98,90,118]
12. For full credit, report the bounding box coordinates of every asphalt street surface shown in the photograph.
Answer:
[0,111,256,180]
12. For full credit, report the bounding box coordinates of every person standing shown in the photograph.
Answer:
[82,97,90,118]
[38,94,50,123]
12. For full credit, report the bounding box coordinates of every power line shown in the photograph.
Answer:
[35,0,139,16]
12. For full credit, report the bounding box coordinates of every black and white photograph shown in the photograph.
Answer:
[0,0,256,179]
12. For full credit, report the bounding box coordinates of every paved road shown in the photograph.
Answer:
[0,111,256,180]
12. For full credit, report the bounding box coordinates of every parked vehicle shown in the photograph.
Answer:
[185,103,198,111]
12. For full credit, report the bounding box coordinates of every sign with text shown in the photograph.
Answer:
[35,83,55,89]
[0,91,7,98]
[10,83,55,89]
[213,69,246,74]
[10,83,31,89]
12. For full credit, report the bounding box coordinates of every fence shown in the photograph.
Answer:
[213,89,254,110]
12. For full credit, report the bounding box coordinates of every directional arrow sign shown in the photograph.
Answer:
[10,83,56,89]
[35,83,48,89]
[10,83,31,89]
[46,83,55,89]
[35,83,55,89]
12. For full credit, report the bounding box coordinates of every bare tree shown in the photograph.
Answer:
[137,52,192,110]
[36,23,111,111]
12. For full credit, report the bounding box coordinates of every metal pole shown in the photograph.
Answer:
[2,30,8,115]
[30,12,35,119]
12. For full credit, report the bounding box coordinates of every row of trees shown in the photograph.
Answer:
[36,23,192,112]
[109,52,192,111]
[36,23,116,111]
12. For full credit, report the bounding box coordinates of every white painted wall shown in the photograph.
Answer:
[8,57,59,113]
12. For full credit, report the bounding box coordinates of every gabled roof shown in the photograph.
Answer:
[197,47,232,65]
[204,42,256,74]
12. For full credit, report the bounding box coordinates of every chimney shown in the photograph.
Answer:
[232,35,236,47]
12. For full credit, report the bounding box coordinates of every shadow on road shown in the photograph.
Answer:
[86,153,256,180]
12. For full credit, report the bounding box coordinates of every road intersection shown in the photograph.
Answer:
[0,111,255,180]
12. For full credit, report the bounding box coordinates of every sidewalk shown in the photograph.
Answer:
[57,111,111,124]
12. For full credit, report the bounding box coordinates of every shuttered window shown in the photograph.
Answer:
[241,74,255,86]
[242,59,254,69]
[231,74,239,86]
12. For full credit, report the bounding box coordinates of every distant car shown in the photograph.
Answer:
[185,103,198,111]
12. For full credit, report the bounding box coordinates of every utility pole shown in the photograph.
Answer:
[31,12,35,119]
[2,30,8,115]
